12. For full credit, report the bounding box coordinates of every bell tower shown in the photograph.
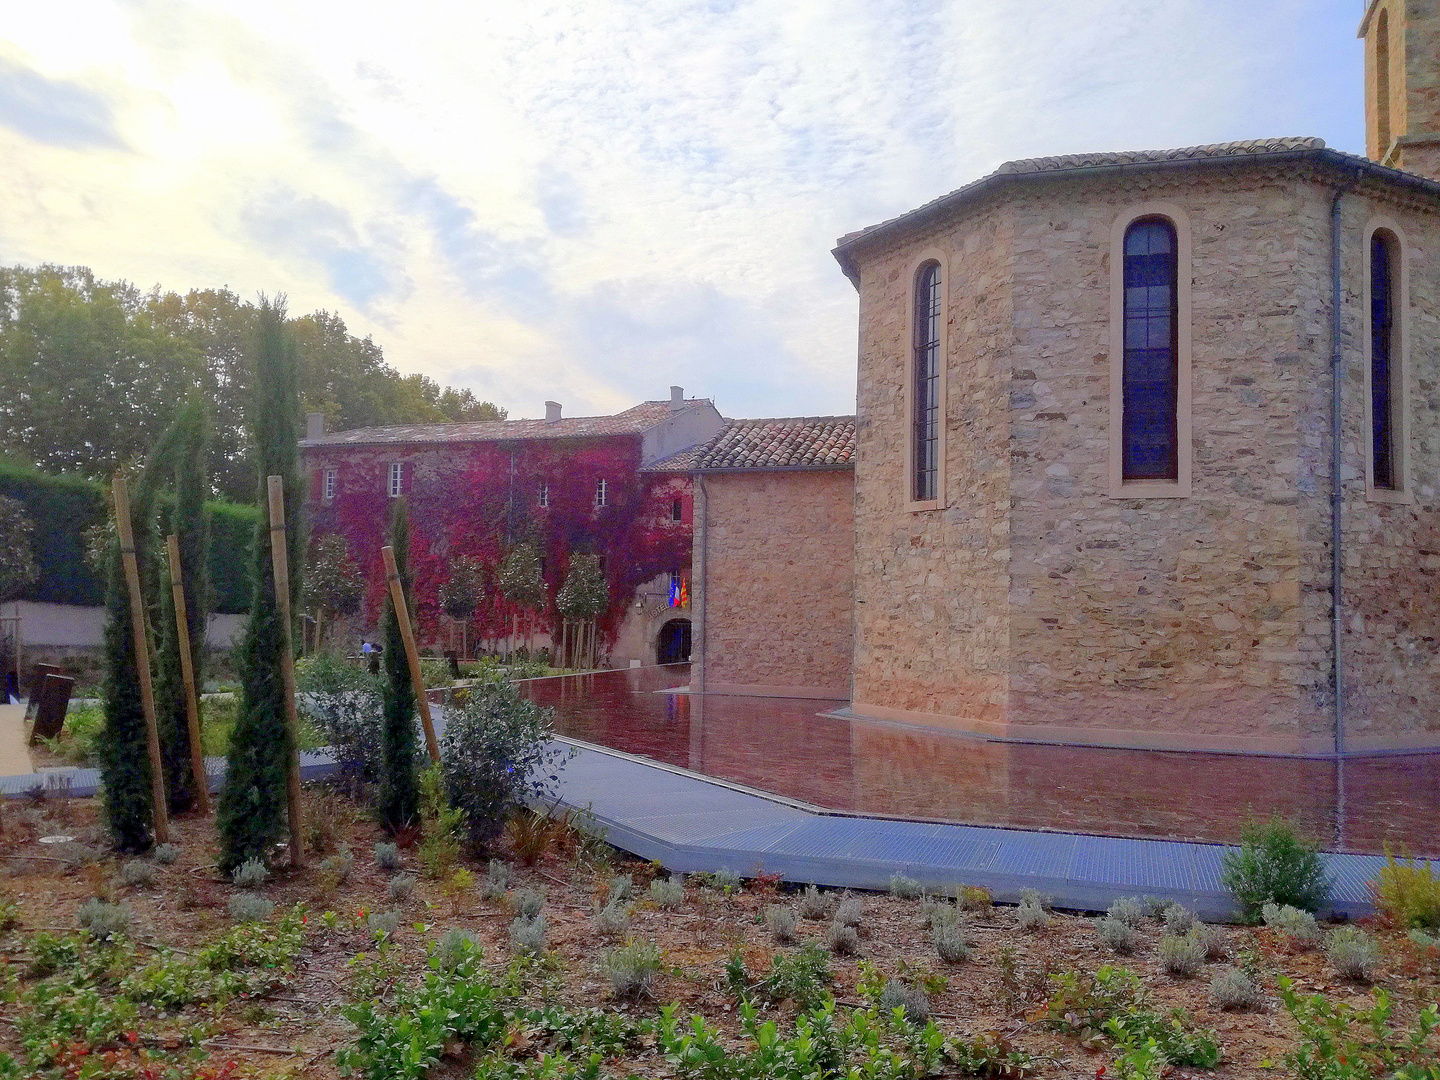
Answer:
[1360,0,1440,180]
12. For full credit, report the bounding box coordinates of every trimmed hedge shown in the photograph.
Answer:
[0,463,257,613]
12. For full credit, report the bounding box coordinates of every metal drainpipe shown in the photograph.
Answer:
[1329,188,1347,760]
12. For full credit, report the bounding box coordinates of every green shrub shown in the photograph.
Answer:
[1222,817,1331,922]
[932,921,971,964]
[879,979,930,1023]
[834,895,864,927]
[1157,934,1204,977]
[1262,902,1321,948]
[1209,967,1262,1010]
[765,904,798,944]
[1370,856,1440,930]
[386,874,415,903]
[1016,897,1050,932]
[153,843,180,865]
[760,943,833,1009]
[510,914,546,956]
[600,939,662,1000]
[1107,896,1146,927]
[515,887,545,920]
[647,876,684,910]
[957,884,993,913]
[1326,925,1380,982]
[0,463,256,610]
[120,860,156,888]
[373,841,401,870]
[594,901,631,938]
[231,858,268,888]
[888,873,921,900]
[798,884,829,920]
[1162,904,1197,935]
[366,910,401,938]
[439,671,570,849]
[75,899,129,941]
[1094,916,1141,954]
[825,921,859,955]
[227,893,273,923]
[298,651,384,784]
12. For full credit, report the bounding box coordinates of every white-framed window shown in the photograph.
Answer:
[322,468,336,501]
[594,477,608,508]
[388,462,404,499]
[538,483,549,508]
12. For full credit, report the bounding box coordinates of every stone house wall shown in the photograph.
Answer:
[696,468,854,699]
[850,198,1014,728]
[847,160,1440,752]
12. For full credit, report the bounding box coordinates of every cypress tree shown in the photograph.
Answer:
[379,499,420,831]
[154,399,211,810]
[216,298,303,873]
[96,478,161,851]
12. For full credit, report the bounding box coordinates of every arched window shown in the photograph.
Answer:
[1371,230,1399,490]
[1376,9,1392,155]
[912,262,941,502]
[1122,218,1179,481]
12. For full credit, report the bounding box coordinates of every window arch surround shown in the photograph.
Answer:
[904,250,948,510]
[1364,217,1411,503]
[1108,202,1192,498]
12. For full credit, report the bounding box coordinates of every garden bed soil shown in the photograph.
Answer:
[1,791,1437,1079]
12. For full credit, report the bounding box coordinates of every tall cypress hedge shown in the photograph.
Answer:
[154,400,211,811]
[216,299,304,873]
[96,482,159,852]
[0,463,256,612]
[379,499,420,832]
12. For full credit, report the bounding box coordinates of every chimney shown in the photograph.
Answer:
[669,386,684,412]
[545,401,562,422]
[305,413,326,439]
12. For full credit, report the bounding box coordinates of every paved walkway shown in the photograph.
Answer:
[0,713,1388,921]
[0,704,33,776]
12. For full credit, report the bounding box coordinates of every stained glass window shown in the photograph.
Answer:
[1122,219,1179,481]
[1372,232,1398,490]
[912,262,941,501]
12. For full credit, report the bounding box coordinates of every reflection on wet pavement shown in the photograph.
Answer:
[520,665,1440,856]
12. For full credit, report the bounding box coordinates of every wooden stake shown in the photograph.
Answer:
[265,476,305,868]
[165,534,210,814]
[112,474,170,844]
[381,545,440,764]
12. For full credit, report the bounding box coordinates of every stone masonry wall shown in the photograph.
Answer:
[1338,186,1440,746]
[1006,172,1326,748]
[847,161,1440,751]
[699,469,854,698]
[850,198,1015,727]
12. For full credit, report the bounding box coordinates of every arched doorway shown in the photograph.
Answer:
[656,619,691,664]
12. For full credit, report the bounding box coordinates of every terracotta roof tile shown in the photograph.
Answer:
[689,416,856,471]
[301,400,709,448]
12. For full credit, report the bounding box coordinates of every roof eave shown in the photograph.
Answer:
[696,462,854,474]
[831,147,1440,273]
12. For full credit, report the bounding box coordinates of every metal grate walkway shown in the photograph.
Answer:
[2,727,1386,921]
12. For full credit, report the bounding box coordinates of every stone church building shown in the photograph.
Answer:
[693,0,1440,755]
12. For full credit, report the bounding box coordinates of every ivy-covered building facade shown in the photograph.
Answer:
[298,389,723,665]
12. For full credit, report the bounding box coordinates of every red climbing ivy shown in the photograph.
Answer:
[307,435,690,653]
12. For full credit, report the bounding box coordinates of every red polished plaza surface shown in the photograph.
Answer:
[521,666,1440,857]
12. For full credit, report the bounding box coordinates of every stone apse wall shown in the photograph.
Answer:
[848,162,1440,752]
[696,469,854,699]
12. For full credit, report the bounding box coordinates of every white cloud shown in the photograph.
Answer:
[0,0,1363,420]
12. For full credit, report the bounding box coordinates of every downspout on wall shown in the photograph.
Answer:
[1330,188,1346,760]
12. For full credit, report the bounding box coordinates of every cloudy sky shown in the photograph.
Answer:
[2,0,1365,421]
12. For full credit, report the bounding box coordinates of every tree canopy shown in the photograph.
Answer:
[0,265,505,500]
